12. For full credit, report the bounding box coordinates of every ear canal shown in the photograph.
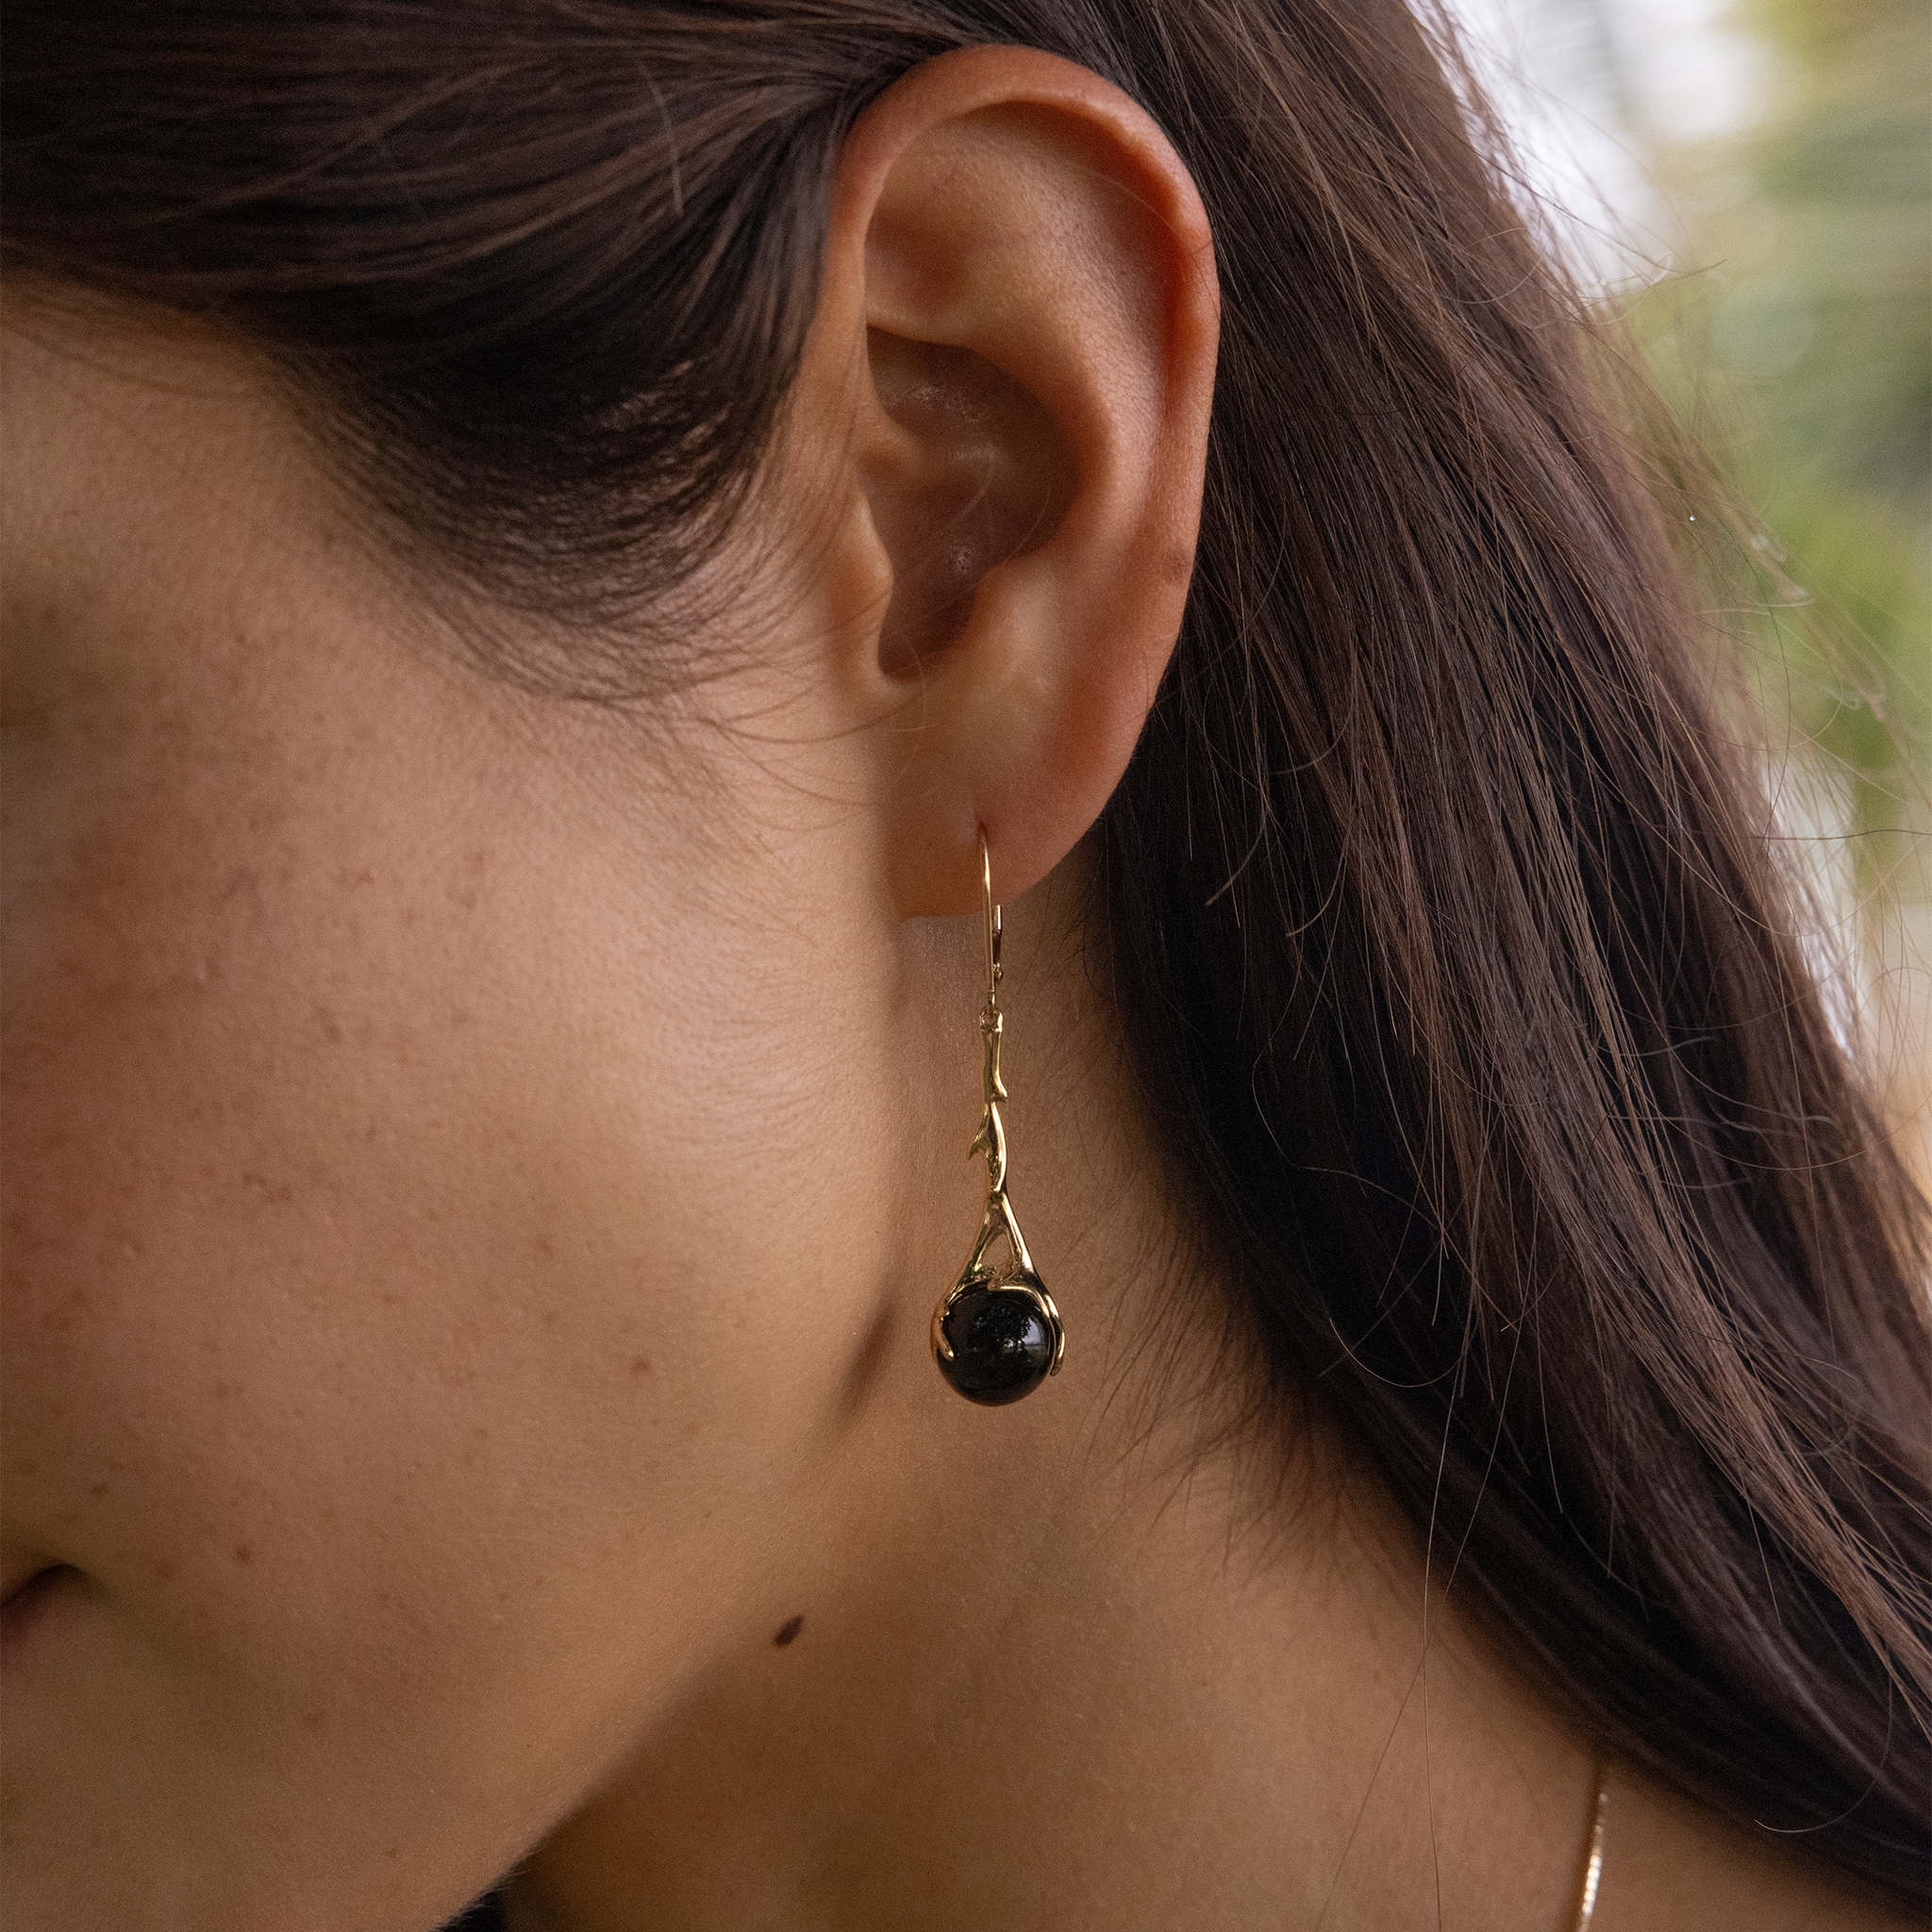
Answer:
[862,329,1075,676]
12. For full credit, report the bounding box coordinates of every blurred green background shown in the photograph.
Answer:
[1637,0,1927,857]
[1457,0,1931,1185]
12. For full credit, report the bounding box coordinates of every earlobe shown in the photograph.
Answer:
[792,48,1218,917]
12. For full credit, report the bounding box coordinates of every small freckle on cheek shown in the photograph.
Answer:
[232,1543,253,1566]
[629,1356,651,1376]
[774,1615,805,1648]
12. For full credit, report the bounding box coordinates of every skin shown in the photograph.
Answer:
[0,47,1910,1932]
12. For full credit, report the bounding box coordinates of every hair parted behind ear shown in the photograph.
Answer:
[7,0,1927,1906]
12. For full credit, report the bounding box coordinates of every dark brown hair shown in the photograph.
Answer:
[8,0,1929,1905]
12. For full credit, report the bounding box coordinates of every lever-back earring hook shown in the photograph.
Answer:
[930,831,1065,1405]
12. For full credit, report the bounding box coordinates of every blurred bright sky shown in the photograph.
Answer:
[1444,0,1769,288]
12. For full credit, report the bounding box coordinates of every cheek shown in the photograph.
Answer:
[0,618,862,1919]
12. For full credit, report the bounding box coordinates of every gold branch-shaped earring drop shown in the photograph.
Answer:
[930,832,1065,1405]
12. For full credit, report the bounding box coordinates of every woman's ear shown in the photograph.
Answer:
[787,47,1218,917]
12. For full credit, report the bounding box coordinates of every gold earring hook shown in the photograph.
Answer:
[981,831,1002,1022]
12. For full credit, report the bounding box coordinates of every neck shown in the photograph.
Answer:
[497,859,1606,1930]
[501,1412,1600,1930]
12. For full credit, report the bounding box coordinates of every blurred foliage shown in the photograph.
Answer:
[1626,0,1929,878]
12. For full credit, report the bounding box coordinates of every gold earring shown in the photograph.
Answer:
[930,833,1065,1405]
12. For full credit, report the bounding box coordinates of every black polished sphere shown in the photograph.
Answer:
[936,1281,1058,1405]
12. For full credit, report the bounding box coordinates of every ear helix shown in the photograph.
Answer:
[929,833,1065,1405]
